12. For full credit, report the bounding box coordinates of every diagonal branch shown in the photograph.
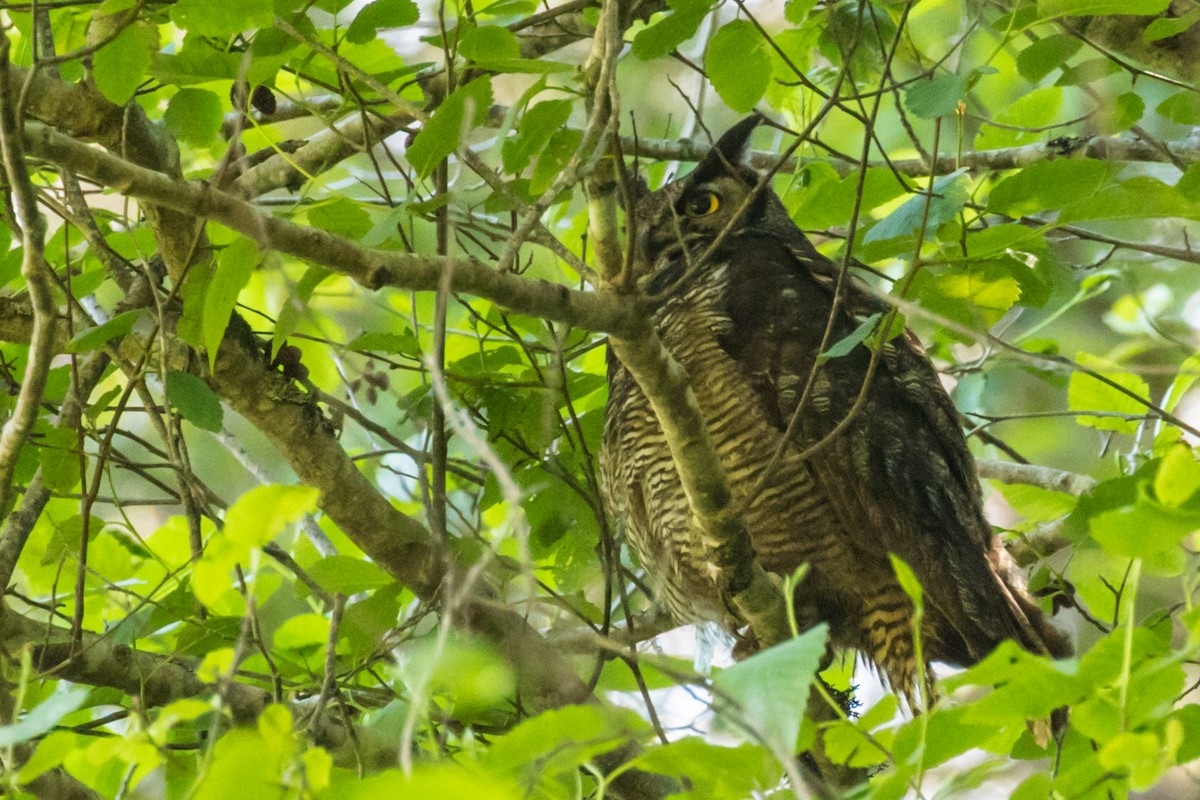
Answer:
[22,121,640,336]
[0,37,58,519]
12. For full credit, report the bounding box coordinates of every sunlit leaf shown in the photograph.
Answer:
[1156,90,1200,124]
[712,624,828,753]
[165,370,224,432]
[1037,0,1169,19]
[164,88,223,147]
[631,0,711,60]
[1017,34,1082,82]
[407,78,493,177]
[1089,498,1197,565]
[630,739,783,797]
[1154,444,1200,508]
[1143,10,1200,41]
[224,484,320,548]
[274,613,330,651]
[1067,353,1152,433]
[92,23,157,104]
[0,687,89,747]
[904,73,968,119]
[203,236,261,371]
[346,0,419,44]
[706,21,771,113]
[307,556,395,594]
[503,99,573,174]
[864,170,968,244]
[987,159,1111,218]
[170,0,274,37]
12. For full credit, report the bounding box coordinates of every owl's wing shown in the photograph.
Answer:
[719,234,1045,660]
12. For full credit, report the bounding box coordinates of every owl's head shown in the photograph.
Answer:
[631,115,782,290]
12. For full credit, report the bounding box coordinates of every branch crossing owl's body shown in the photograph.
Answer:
[600,116,1070,701]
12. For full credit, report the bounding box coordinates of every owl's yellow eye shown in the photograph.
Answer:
[683,191,720,216]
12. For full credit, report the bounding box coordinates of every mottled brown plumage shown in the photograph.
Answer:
[599,116,1070,702]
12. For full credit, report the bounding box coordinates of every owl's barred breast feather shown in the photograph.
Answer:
[600,115,1071,705]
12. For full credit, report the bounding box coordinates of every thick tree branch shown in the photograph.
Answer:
[977,458,1098,497]
[22,121,641,337]
[628,130,1200,177]
[0,39,58,519]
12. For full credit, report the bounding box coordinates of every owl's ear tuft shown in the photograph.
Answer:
[691,114,763,184]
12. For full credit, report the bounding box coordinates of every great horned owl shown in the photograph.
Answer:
[599,115,1070,701]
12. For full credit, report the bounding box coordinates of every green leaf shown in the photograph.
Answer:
[1037,0,1169,19]
[945,641,1083,719]
[92,23,157,105]
[407,77,494,177]
[1095,91,1144,135]
[308,198,372,239]
[502,99,573,173]
[1016,34,1082,82]
[65,309,142,353]
[38,425,81,494]
[1099,731,1167,791]
[1156,90,1200,125]
[193,726,289,800]
[406,636,516,718]
[170,0,275,37]
[224,484,319,548]
[1178,164,1200,202]
[631,0,711,60]
[203,237,260,371]
[272,266,332,358]
[889,555,923,607]
[1144,9,1200,41]
[1165,353,1200,413]
[529,127,581,195]
[1059,176,1198,223]
[630,740,782,797]
[273,613,330,651]
[459,25,521,61]
[306,556,395,594]
[904,73,968,119]
[0,687,89,747]
[164,89,223,148]
[1089,498,1197,565]
[712,624,828,753]
[1068,353,1151,433]
[910,259,1024,331]
[706,20,771,113]
[484,705,647,780]
[349,329,420,355]
[975,86,1064,149]
[333,764,522,800]
[1154,444,1200,508]
[784,0,818,24]
[152,41,240,86]
[346,0,419,44]
[819,313,881,362]
[165,370,224,432]
[177,261,213,349]
[987,159,1111,218]
[790,166,906,230]
[864,170,968,244]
